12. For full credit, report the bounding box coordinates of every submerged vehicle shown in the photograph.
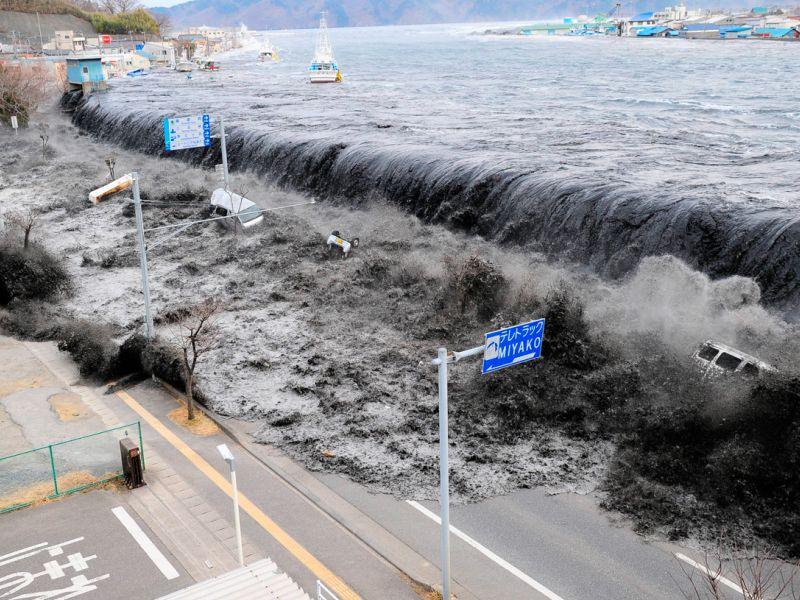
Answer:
[693,340,775,377]
[326,230,359,258]
[197,58,220,71]
[308,13,342,83]
[210,189,264,231]
[176,48,194,72]
[259,33,279,61]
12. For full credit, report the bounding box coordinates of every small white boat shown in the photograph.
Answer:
[259,33,279,61]
[308,13,341,83]
[176,48,194,72]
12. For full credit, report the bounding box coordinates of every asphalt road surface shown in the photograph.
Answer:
[0,490,189,600]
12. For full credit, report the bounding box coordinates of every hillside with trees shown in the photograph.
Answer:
[0,0,163,36]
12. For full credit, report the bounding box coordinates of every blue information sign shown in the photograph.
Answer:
[163,114,211,152]
[482,318,545,374]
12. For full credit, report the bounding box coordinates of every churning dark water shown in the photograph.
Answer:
[66,24,800,312]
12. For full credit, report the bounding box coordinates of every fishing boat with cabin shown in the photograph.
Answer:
[308,13,342,83]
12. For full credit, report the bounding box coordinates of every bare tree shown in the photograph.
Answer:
[0,64,47,127]
[73,0,102,10]
[37,123,50,157]
[151,11,172,35]
[174,298,221,421]
[678,545,800,600]
[115,0,141,13]
[7,208,39,250]
[99,0,118,13]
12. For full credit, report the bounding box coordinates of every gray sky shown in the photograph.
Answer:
[140,0,184,6]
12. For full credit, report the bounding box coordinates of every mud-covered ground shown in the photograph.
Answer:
[3,111,800,553]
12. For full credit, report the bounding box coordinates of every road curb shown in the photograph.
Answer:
[151,376,477,600]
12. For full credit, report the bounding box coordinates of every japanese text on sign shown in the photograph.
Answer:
[482,318,545,374]
[163,114,211,152]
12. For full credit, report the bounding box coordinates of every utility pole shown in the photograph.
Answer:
[218,114,230,190]
[132,172,155,339]
[36,12,44,52]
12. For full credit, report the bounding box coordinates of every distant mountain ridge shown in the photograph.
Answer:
[153,0,748,30]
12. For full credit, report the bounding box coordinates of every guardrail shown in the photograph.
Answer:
[0,421,143,513]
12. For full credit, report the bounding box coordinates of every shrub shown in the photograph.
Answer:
[140,337,187,392]
[57,321,120,379]
[89,9,160,35]
[0,243,71,304]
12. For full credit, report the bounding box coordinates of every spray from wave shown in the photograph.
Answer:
[63,91,800,317]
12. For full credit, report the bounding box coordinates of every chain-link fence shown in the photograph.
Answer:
[0,421,143,513]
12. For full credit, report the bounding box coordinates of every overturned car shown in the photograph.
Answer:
[326,230,359,259]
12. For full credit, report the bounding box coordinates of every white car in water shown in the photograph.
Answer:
[209,189,264,231]
[693,340,775,377]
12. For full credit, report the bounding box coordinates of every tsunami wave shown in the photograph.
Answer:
[63,91,800,315]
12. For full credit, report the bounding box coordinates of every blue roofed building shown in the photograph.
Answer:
[626,12,658,35]
[635,25,672,37]
[752,27,800,39]
[65,55,107,93]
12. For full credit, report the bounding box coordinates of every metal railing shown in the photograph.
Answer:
[0,421,143,513]
[317,580,340,600]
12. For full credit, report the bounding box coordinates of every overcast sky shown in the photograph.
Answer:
[139,0,184,6]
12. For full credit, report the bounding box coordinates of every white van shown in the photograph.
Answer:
[693,340,775,377]
[209,189,264,231]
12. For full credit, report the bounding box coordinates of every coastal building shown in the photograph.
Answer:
[752,27,800,39]
[680,23,722,39]
[139,41,176,67]
[53,30,87,52]
[626,12,658,34]
[102,51,151,78]
[520,23,574,36]
[65,55,107,93]
[635,26,673,37]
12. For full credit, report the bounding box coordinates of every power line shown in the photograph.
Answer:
[141,199,316,233]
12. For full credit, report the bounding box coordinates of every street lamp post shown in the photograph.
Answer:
[216,443,244,566]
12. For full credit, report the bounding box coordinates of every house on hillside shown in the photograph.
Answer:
[53,31,86,52]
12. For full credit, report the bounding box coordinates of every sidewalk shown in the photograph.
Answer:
[7,337,424,600]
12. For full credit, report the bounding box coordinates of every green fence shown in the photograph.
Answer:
[0,421,143,513]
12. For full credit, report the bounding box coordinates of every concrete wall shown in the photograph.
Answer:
[0,11,96,50]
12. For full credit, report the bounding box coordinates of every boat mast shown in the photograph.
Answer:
[315,12,334,60]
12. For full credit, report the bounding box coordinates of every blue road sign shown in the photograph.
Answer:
[163,114,212,152]
[482,318,545,374]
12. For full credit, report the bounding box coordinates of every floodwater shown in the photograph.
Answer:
[71,24,800,311]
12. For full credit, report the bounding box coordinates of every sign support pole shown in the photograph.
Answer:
[132,173,154,339]
[431,344,484,599]
[437,347,451,600]
[219,114,230,190]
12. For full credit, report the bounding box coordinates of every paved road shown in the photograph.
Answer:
[316,472,744,600]
[0,490,189,600]
[115,380,420,600]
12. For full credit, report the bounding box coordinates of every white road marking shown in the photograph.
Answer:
[111,506,179,580]
[406,500,566,600]
[675,552,744,595]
